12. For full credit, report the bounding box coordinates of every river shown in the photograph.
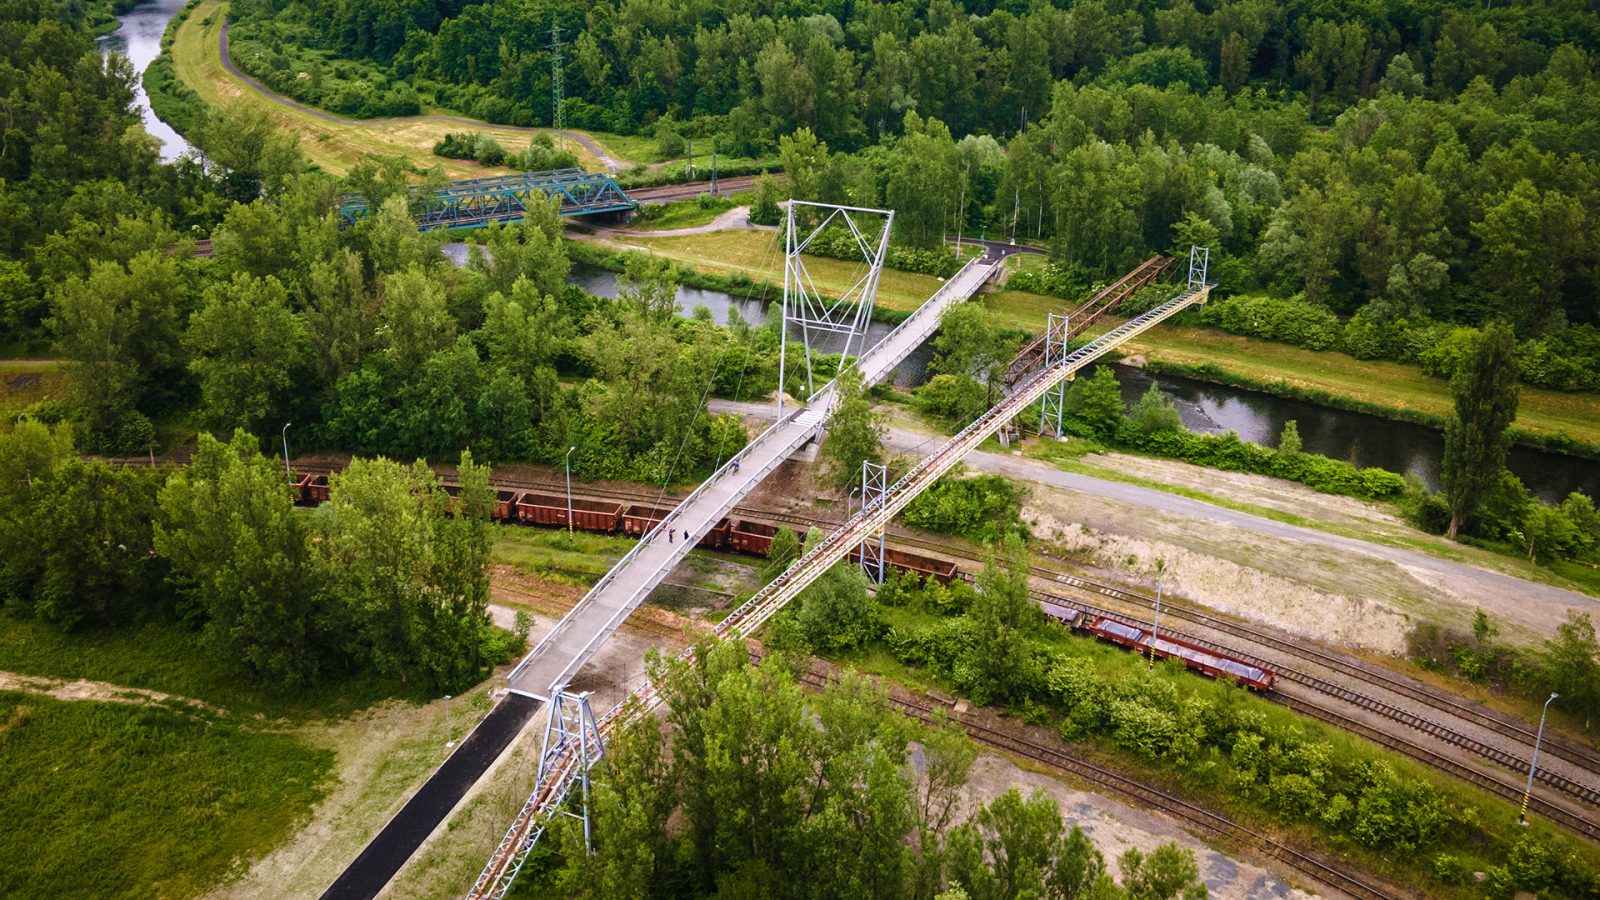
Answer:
[569,263,1597,503]
[98,0,192,160]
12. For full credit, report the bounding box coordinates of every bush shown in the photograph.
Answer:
[1200,292,1343,350]
[903,470,1028,542]
[806,224,961,277]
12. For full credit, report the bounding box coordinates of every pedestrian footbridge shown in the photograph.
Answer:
[506,256,999,701]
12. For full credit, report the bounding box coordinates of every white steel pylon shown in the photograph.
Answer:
[537,690,605,849]
[858,460,887,583]
[778,201,894,417]
[1187,245,1210,292]
[1038,312,1070,437]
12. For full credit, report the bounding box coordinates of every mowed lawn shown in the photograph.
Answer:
[0,360,69,420]
[172,0,612,177]
[611,230,1600,446]
[0,690,331,899]
[620,229,1039,314]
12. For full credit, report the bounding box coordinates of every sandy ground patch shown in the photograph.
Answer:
[955,753,1318,899]
[0,670,219,713]
[1031,505,1413,656]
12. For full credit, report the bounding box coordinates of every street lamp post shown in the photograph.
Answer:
[565,446,576,537]
[1521,692,1559,824]
[444,694,454,748]
[281,423,293,485]
[1148,560,1166,668]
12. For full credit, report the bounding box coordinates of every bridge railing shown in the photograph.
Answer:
[513,258,1000,699]
[470,279,1213,900]
[336,169,635,229]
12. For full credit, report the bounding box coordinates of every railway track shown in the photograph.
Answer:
[786,665,1402,900]
[250,463,1600,826]
[627,176,758,205]
[386,472,1600,780]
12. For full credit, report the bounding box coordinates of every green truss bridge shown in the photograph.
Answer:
[336,168,635,231]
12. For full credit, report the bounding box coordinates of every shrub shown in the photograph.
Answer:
[902,470,1027,543]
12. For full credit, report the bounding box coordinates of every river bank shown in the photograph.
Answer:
[97,0,193,159]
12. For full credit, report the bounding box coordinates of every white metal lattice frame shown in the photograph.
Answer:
[1038,312,1070,437]
[1188,245,1210,292]
[858,460,887,583]
[779,201,895,414]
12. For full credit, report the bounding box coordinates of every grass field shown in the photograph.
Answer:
[171,0,609,177]
[492,525,636,585]
[619,229,963,313]
[608,229,1600,447]
[0,691,332,899]
[0,359,68,421]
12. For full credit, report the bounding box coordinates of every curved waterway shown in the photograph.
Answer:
[568,263,1597,503]
[98,0,192,160]
[565,263,934,387]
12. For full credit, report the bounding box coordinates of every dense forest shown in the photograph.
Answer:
[223,0,1600,390]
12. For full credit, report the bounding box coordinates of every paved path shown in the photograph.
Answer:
[318,693,540,900]
[217,20,623,171]
[509,258,999,700]
[594,205,774,238]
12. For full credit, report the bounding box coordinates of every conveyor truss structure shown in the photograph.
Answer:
[466,248,1213,900]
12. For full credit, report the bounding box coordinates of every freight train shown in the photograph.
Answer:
[291,473,1273,691]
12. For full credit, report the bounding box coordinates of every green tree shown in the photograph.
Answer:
[1123,385,1183,438]
[156,431,325,684]
[379,265,455,372]
[315,452,495,688]
[8,458,166,629]
[822,368,886,492]
[1064,367,1124,439]
[932,304,1009,404]
[616,253,679,321]
[1118,843,1208,900]
[195,104,303,200]
[1441,323,1519,539]
[762,526,801,583]
[750,174,784,226]
[966,534,1040,704]
[1277,420,1303,456]
[183,274,307,432]
[1472,181,1587,336]
[795,543,879,653]
[1544,612,1599,729]
[469,206,569,299]
[779,127,829,203]
[48,250,187,451]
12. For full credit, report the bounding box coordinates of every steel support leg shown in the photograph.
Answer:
[1188,245,1210,292]
[859,460,887,583]
[535,690,606,852]
[780,201,895,404]
[1039,312,1069,437]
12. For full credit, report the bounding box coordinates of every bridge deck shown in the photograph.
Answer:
[507,258,997,700]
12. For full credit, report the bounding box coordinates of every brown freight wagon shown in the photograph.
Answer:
[729,519,796,556]
[624,505,729,548]
[298,474,330,505]
[847,546,960,584]
[492,490,519,520]
[518,493,626,532]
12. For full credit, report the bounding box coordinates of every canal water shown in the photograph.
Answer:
[98,0,192,161]
[565,264,935,387]
[567,263,1597,502]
